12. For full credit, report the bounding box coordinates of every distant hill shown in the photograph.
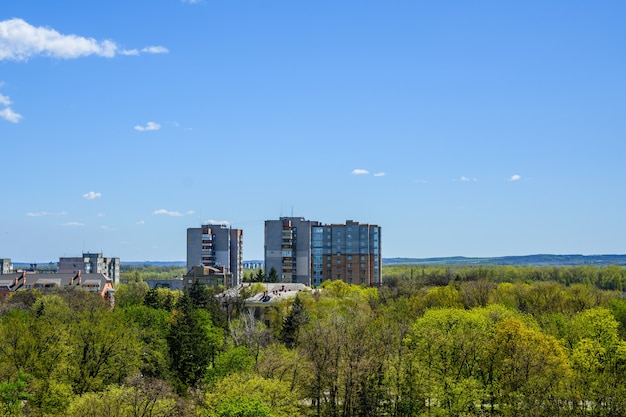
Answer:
[383,254,626,267]
[121,261,186,267]
[13,255,626,270]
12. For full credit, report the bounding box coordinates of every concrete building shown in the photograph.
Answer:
[187,225,243,287]
[183,265,230,289]
[264,217,321,285]
[58,253,121,284]
[0,259,13,275]
[264,218,381,287]
[311,220,382,287]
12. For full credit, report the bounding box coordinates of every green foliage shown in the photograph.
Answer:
[115,280,149,307]
[167,294,223,394]
[207,396,274,417]
[204,374,302,417]
[278,295,308,349]
[120,265,187,282]
[0,371,31,417]
[267,267,279,283]
[2,264,626,415]
[205,346,255,386]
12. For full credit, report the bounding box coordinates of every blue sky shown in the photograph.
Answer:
[1,1,626,262]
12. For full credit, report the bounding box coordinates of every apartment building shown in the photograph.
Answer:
[187,225,243,287]
[265,218,382,287]
[311,220,382,287]
[265,217,321,285]
[0,259,13,275]
[58,253,120,284]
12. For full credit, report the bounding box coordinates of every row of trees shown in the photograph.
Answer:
[2,265,626,415]
[384,264,626,291]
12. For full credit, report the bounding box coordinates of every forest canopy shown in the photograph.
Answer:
[1,264,626,416]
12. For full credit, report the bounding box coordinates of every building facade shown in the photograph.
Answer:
[58,253,120,284]
[265,218,381,287]
[187,225,243,287]
[311,220,382,287]
[265,217,321,285]
[0,259,13,275]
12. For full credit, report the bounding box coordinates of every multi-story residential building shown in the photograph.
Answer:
[0,259,13,275]
[58,253,120,284]
[311,220,382,287]
[265,218,382,287]
[187,225,243,287]
[265,217,321,285]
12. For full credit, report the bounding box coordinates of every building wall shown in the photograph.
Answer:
[311,220,381,287]
[58,253,120,284]
[265,217,320,285]
[0,259,13,275]
[187,225,243,287]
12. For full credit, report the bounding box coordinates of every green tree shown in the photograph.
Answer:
[0,371,31,417]
[208,396,274,417]
[254,269,265,283]
[168,294,223,394]
[204,374,301,417]
[278,296,308,349]
[267,267,279,283]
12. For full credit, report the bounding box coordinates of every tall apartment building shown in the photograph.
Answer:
[58,253,120,284]
[265,218,381,287]
[187,225,243,287]
[0,259,13,275]
[311,220,381,287]
[265,217,321,285]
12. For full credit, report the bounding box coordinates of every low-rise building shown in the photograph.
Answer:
[0,271,115,307]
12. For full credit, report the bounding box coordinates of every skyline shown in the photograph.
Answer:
[2,1,626,262]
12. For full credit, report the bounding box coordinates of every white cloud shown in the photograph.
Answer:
[153,209,183,217]
[82,191,102,200]
[121,46,169,56]
[136,220,145,225]
[0,91,22,123]
[186,210,195,215]
[26,211,67,217]
[352,169,369,175]
[0,18,168,61]
[134,121,161,131]
[374,172,386,177]
[0,107,22,123]
[458,176,477,182]
[204,219,230,226]
[509,174,522,181]
[0,93,10,106]
[63,222,84,227]
[141,46,169,54]
[182,0,202,4]
[100,225,116,231]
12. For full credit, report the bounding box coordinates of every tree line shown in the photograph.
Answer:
[1,264,626,416]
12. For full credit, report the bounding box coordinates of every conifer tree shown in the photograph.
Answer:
[279,296,308,349]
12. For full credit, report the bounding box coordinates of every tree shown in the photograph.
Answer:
[168,294,223,394]
[254,269,265,283]
[490,317,570,416]
[208,396,274,417]
[0,371,31,417]
[204,374,302,417]
[278,296,308,349]
[267,267,279,283]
